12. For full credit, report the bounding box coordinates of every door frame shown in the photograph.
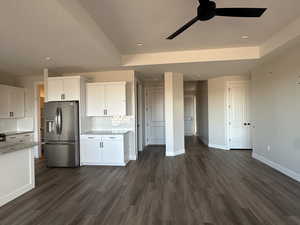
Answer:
[34,81,44,158]
[226,80,251,150]
[144,86,165,146]
[184,95,197,136]
[137,81,144,151]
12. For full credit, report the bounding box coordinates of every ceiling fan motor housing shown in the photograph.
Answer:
[198,1,216,21]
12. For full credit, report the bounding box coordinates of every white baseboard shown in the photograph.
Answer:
[198,137,209,146]
[0,183,34,207]
[252,153,300,182]
[208,143,230,150]
[81,162,127,167]
[166,149,185,157]
[129,155,137,160]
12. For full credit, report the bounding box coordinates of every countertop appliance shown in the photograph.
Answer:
[44,101,80,167]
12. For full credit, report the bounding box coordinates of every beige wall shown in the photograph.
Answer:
[251,45,300,177]
[196,81,209,145]
[0,74,16,86]
[208,75,250,149]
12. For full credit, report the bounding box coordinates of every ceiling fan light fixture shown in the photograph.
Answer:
[241,35,249,39]
[137,43,144,46]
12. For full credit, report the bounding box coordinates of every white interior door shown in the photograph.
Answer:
[146,87,165,145]
[228,81,252,149]
[184,96,195,136]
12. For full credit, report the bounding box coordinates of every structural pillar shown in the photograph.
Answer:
[164,72,185,156]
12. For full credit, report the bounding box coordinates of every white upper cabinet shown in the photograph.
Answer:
[47,76,81,102]
[86,84,105,116]
[47,78,63,101]
[0,85,25,119]
[0,85,11,118]
[105,83,126,116]
[86,82,126,117]
[11,87,25,118]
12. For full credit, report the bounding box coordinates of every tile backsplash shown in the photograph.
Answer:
[86,116,134,131]
[0,117,34,133]
[0,119,18,132]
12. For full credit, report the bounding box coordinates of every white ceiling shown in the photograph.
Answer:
[0,0,120,76]
[79,0,300,54]
[0,0,299,78]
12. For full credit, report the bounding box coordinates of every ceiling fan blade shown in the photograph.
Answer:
[167,16,199,40]
[198,0,209,4]
[215,8,267,17]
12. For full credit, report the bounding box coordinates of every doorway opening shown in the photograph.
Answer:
[184,95,197,136]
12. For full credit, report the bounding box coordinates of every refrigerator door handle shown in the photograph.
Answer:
[58,107,63,134]
[55,108,59,134]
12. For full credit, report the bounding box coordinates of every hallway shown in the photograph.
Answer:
[0,137,299,225]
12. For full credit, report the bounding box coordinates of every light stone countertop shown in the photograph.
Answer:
[81,130,131,135]
[0,142,38,155]
[1,131,34,136]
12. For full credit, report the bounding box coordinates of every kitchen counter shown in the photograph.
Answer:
[81,130,131,135]
[0,142,38,155]
[2,131,34,136]
[0,141,35,207]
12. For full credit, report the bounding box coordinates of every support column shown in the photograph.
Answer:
[164,72,185,156]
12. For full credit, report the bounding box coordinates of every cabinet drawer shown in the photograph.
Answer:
[6,135,19,143]
[6,133,33,144]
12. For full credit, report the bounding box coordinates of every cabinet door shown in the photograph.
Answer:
[63,78,80,101]
[11,87,25,118]
[81,137,101,163]
[47,78,63,101]
[101,136,124,164]
[105,83,126,116]
[86,84,105,116]
[0,85,11,118]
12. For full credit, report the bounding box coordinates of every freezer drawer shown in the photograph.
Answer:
[44,143,79,168]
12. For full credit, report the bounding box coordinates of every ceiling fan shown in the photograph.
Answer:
[167,0,267,39]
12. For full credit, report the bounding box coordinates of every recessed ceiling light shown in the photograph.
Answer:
[137,43,143,46]
[45,57,51,61]
[241,35,249,39]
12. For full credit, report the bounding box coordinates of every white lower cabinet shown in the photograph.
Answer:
[80,134,129,166]
[6,133,34,144]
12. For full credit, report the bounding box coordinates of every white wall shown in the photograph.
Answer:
[251,44,300,180]
[208,75,250,149]
[0,74,16,86]
[196,81,209,145]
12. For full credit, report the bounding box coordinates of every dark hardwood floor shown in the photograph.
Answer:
[0,137,300,225]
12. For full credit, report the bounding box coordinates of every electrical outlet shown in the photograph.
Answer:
[267,145,271,152]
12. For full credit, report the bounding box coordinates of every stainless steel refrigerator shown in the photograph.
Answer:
[44,101,80,168]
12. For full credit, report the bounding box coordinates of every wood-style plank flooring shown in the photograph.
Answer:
[0,137,300,225]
